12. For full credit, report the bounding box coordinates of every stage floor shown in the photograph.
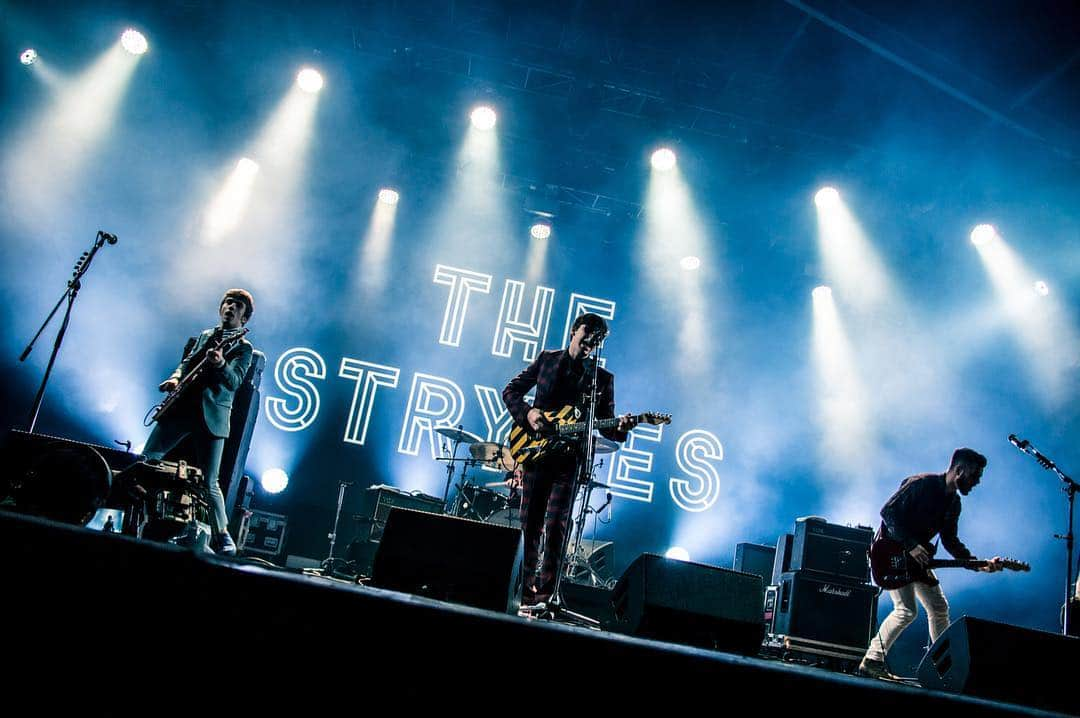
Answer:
[0,510,1070,716]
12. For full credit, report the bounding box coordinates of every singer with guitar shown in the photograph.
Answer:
[858,448,1006,679]
[502,313,639,609]
[143,289,255,555]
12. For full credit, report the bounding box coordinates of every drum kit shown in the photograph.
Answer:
[433,426,620,530]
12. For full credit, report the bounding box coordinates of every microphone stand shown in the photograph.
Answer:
[21,230,117,433]
[1010,435,1078,636]
[527,344,604,627]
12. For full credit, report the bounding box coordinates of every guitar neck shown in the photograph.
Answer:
[556,413,646,435]
[929,559,986,569]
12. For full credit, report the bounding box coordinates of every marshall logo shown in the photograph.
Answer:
[818,583,853,598]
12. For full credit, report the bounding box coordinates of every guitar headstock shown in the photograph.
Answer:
[642,412,672,426]
[1000,557,1030,572]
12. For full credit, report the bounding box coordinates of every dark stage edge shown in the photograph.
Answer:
[0,510,1067,716]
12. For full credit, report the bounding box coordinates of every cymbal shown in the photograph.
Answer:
[436,427,479,443]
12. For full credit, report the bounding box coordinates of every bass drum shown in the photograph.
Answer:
[483,506,521,529]
[12,440,112,525]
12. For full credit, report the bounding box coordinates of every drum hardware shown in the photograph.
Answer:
[320,480,355,578]
[435,425,482,508]
[113,459,212,546]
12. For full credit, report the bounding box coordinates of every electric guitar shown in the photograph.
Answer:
[507,404,671,465]
[144,328,249,426]
[869,536,1029,590]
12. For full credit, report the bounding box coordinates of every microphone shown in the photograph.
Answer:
[99,231,118,244]
[1008,434,1030,450]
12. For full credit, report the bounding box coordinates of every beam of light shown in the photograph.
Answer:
[20,48,37,65]
[664,546,690,561]
[260,468,289,494]
[2,41,145,232]
[970,223,997,247]
[296,67,323,93]
[641,161,715,379]
[200,157,260,245]
[356,190,400,300]
[423,106,513,269]
[524,221,551,286]
[811,285,880,524]
[470,105,497,130]
[972,228,1080,405]
[651,147,677,172]
[120,29,148,56]
[179,77,322,317]
[813,186,898,313]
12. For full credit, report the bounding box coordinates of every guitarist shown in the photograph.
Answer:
[858,448,1004,679]
[143,289,255,555]
[502,313,637,609]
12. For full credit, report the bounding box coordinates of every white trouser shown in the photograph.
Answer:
[865,579,950,662]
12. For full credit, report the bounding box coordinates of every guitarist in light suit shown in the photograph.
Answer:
[858,448,1004,679]
[502,313,637,608]
[143,289,255,555]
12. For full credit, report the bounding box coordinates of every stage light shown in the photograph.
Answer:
[680,255,701,271]
[814,186,840,208]
[530,222,551,240]
[296,68,324,93]
[812,285,832,300]
[664,546,690,561]
[470,105,497,130]
[650,147,677,171]
[1034,280,1049,296]
[20,49,37,66]
[260,468,289,494]
[378,188,400,206]
[120,29,148,56]
[970,224,997,246]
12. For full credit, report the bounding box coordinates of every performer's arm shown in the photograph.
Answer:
[502,355,542,428]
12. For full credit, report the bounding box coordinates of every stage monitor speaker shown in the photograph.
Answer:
[916,616,1078,714]
[789,517,872,582]
[734,542,776,584]
[773,571,878,649]
[609,553,765,655]
[372,508,523,613]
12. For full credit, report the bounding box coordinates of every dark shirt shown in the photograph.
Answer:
[880,473,974,561]
[502,349,626,443]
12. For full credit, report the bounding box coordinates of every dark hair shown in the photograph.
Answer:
[221,288,254,323]
[950,447,987,471]
[571,312,608,338]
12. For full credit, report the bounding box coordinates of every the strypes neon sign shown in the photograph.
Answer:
[263,263,723,513]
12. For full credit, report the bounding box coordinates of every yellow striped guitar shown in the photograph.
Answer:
[507,405,671,466]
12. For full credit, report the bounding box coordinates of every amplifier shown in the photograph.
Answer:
[790,517,872,582]
[355,484,444,542]
[773,570,878,649]
[772,533,793,585]
[734,542,776,584]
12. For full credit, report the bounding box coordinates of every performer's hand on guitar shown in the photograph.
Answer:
[616,413,639,432]
[158,378,179,393]
[908,544,931,567]
[980,556,1005,573]
[526,407,552,434]
[207,347,225,367]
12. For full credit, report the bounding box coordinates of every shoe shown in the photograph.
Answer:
[214,533,237,556]
[857,657,893,680]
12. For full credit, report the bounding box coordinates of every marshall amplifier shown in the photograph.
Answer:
[789,517,872,582]
[773,571,878,649]
[355,484,444,542]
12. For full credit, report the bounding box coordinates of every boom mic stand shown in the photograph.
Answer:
[1009,434,1078,635]
[21,230,117,433]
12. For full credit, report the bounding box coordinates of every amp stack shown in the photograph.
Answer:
[765,516,878,670]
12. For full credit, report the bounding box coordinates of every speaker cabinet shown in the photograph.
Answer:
[372,508,523,613]
[773,571,878,649]
[609,553,765,655]
[917,616,1078,714]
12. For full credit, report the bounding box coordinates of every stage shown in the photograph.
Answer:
[1,510,1071,716]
